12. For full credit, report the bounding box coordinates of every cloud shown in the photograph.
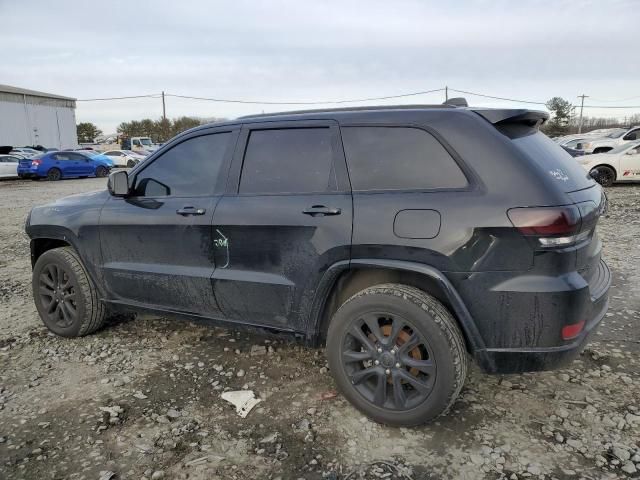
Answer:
[1,0,637,132]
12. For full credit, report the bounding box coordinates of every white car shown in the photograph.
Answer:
[581,126,640,154]
[11,147,41,158]
[576,141,640,186]
[0,154,20,179]
[102,150,145,168]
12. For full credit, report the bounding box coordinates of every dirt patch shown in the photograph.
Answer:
[1,179,639,479]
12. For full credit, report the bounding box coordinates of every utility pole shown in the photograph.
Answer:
[577,94,588,133]
[162,91,166,121]
[445,86,448,102]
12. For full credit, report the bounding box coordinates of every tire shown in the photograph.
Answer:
[593,165,615,187]
[326,284,467,426]
[47,168,62,181]
[126,160,136,168]
[95,166,108,178]
[32,247,106,337]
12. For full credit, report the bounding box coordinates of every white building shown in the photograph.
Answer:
[0,84,77,149]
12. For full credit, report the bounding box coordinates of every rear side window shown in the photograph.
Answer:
[134,132,230,197]
[240,128,335,194]
[501,127,594,192]
[341,127,468,191]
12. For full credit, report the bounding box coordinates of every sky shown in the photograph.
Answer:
[1,0,639,133]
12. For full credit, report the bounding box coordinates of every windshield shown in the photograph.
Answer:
[139,138,152,146]
[607,129,626,139]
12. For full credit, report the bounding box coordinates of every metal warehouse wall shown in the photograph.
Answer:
[0,93,78,149]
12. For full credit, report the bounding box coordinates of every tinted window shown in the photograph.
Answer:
[53,153,74,161]
[502,128,594,192]
[341,127,468,191]
[239,128,334,194]
[134,132,230,197]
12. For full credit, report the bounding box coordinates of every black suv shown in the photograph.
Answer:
[26,101,610,426]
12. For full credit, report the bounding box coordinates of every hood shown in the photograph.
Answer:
[50,189,109,206]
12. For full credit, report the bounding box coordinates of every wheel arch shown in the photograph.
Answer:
[30,230,108,300]
[308,259,489,363]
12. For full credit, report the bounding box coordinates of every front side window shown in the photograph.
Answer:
[239,128,335,194]
[341,126,468,191]
[133,132,231,197]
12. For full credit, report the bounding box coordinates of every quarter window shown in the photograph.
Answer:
[239,128,335,194]
[341,127,468,191]
[134,132,231,197]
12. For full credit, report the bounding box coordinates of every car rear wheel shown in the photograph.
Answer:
[326,284,467,426]
[95,166,108,178]
[32,247,106,337]
[47,168,62,181]
[593,166,615,187]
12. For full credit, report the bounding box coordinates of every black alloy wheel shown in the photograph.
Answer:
[47,168,61,181]
[341,312,436,411]
[37,262,78,329]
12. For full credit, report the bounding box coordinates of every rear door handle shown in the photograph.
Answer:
[302,205,341,217]
[176,206,206,216]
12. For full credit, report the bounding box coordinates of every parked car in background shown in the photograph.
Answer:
[581,126,640,154]
[11,147,41,158]
[561,145,586,157]
[577,141,640,186]
[129,136,160,155]
[0,153,20,178]
[102,149,145,168]
[17,150,113,180]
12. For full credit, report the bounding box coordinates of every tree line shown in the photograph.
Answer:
[76,116,226,144]
[542,97,640,137]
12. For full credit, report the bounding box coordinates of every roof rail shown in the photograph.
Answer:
[238,103,456,119]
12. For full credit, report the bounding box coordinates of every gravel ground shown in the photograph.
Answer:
[0,178,639,480]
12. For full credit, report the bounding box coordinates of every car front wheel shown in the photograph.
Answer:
[326,284,467,426]
[592,166,615,187]
[32,247,106,337]
[95,166,108,177]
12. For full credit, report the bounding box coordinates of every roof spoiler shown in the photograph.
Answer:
[443,97,468,107]
[473,108,549,126]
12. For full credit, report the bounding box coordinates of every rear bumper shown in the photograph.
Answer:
[472,260,611,374]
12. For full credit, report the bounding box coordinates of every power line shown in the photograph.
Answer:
[588,95,640,103]
[165,88,446,105]
[74,87,640,110]
[448,88,547,105]
[77,94,161,101]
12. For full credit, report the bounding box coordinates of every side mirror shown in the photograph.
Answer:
[576,143,583,150]
[108,170,130,197]
[623,133,637,141]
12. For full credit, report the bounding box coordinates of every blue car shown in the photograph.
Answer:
[17,150,114,181]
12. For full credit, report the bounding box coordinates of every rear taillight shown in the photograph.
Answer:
[31,159,42,166]
[562,320,585,340]
[507,206,589,248]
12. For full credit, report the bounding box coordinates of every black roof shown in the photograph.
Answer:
[187,101,549,136]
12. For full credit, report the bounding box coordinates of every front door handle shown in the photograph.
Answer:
[302,205,342,217]
[176,206,206,216]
